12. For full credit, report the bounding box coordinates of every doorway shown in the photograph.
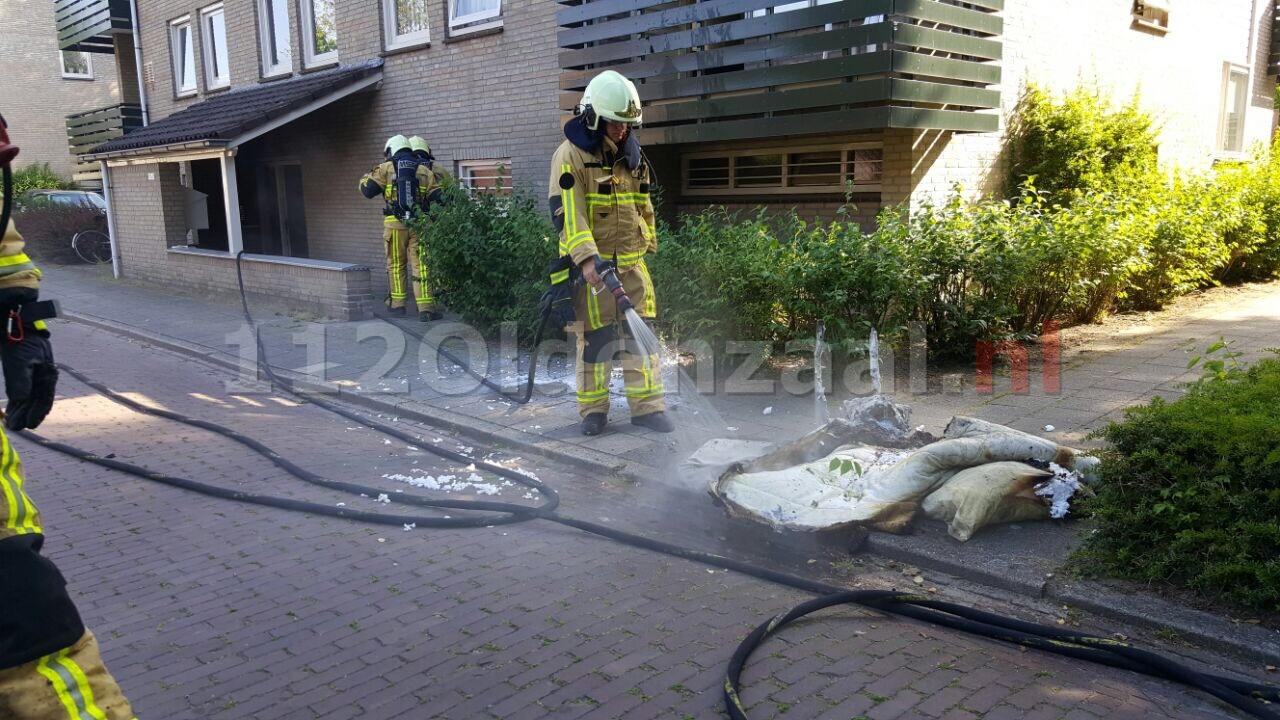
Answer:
[242,162,310,257]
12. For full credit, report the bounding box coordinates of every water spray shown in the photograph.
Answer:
[593,256,662,358]
[869,328,881,396]
[814,321,830,424]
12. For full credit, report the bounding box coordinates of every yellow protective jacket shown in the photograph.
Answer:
[359,159,447,229]
[548,135,657,273]
[0,219,41,292]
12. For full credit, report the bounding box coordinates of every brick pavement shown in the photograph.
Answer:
[8,322,1258,718]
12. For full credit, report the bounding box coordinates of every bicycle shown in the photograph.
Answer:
[71,229,112,264]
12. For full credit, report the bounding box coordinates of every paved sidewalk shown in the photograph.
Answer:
[39,264,1280,660]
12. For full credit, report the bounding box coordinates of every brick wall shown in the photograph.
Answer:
[0,0,121,180]
[108,162,372,319]
[889,0,1277,209]
[133,0,562,303]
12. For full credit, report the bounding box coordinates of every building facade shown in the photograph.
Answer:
[52,0,1278,318]
[0,0,123,185]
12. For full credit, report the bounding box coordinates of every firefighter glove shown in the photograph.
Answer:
[541,256,577,328]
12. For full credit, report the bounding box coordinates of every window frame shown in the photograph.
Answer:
[169,15,198,98]
[448,0,503,36]
[456,159,511,195]
[59,50,93,80]
[300,0,338,68]
[257,0,292,78]
[199,4,230,90]
[1217,63,1250,155]
[382,0,431,50]
[682,142,883,196]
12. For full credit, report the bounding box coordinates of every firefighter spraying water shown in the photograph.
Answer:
[546,70,673,437]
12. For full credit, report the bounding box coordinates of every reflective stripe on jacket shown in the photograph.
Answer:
[547,137,656,271]
[0,220,41,292]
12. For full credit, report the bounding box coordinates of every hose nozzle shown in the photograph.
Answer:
[594,257,635,314]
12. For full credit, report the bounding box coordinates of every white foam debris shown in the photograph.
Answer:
[762,407,773,416]
[383,472,504,495]
[376,493,391,504]
[336,502,346,507]
[383,439,392,445]
[403,523,416,531]
[1043,424,1056,432]
[1035,462,1083,519]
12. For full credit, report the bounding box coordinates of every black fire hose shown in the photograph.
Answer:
[275,248,553,405]
[1,153,13,242]
[15,255,1275,720]
[725,591,1279,720]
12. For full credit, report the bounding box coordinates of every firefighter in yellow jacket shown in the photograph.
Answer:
[359,134,446,322]
[548,71,673,436]
[0,113,136,719]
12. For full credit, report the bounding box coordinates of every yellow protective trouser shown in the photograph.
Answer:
[383,219,435,311]
[575,324,665,419]
[1,426,135,720]
[0,631,135,720]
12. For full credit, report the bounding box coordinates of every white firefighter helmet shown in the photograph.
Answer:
[384,134,411,158]
[408,136,431,156]
[580,70,643,130]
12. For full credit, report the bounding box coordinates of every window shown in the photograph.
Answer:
[60,51,92,79]
[449,0,502,33]
[384,0,431,49]
[169,17,197,96]
[301,0,338,67]
[1219,64,1249,154]
[258,0,292,77]
[456,160,510,194]
[200,5,230,89]
[684,143,883,194]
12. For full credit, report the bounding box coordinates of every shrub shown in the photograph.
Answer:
[648,206,787,353]
[1005,84,1159,201]
[1217,140,1280,283]
[3,164,77,208]
[1119,169,1239,310]
[1050,183,1151,323]
[774,205,921,344]
[1075,354,1280,614]
[414,182,557,341]
[896,192,1048,356]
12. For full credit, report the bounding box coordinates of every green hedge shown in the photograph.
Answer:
[1005,84,1159,200]
[1075,356,1280,613]
[413,182,557,341]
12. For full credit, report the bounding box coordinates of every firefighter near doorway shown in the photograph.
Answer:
[360,134,448,322]
[0,112,137,720]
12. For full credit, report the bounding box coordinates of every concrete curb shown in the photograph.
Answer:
[866,534,1280,666]
[63,310,1280,666]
